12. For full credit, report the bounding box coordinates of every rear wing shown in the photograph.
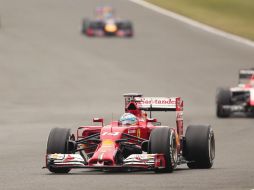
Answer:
[123,93,184,137]
[135,97,183,112]
[239,69,254,81]
[136,96,184,137]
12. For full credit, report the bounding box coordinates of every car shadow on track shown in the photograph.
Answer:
[216,113,254,119]
[44,167,192,176]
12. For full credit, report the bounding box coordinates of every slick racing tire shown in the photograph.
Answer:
[216,88,231,118]
[81,18,90,34]
[185,125,215,169]
[47,127,71,173]
[149,127,178,173]
[124,22,133,37]
[117,21,133,37]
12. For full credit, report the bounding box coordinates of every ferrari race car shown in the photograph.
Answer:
[44,93,215,173]
[81,6,133,37]
[216,68,254,117]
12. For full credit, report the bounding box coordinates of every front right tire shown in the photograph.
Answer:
[81,18,90,34]
[47,127,71,173]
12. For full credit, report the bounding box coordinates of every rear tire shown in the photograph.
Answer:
[216,88,231,118]
[47,127,71,173]
[149,127,177,173]
[185,125,215,169]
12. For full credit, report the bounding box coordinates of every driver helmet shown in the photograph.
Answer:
[120,113,138,125]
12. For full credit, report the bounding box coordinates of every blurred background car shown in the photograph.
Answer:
[216,68,254,118]
[81,6,133,37]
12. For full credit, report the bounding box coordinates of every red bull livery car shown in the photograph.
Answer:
[44,93,215,173]
[216,68,254,117]
[81,6,133,37]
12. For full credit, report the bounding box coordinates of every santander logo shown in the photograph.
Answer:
[139,98,176,105]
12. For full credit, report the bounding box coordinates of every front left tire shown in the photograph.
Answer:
[216,88,231,118]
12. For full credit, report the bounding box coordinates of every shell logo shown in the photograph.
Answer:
[101,139,114,148]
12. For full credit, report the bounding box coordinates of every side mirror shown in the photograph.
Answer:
[147,118,157,122]
[93,118,104,126]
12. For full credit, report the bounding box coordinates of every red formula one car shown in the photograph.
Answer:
[44,93,215,173]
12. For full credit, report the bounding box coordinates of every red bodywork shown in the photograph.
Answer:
[75,96,183,168]
[243,75,254,106]
[231,74,254,106]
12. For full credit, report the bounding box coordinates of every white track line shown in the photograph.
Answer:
[129,0,254,48]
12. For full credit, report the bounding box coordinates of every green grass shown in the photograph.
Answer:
[146,0,254,40]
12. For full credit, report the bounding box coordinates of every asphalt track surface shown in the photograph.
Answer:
[0,0,254,190]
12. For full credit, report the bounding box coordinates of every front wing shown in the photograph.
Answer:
[88,31,132,37]
[44,153,166,171]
